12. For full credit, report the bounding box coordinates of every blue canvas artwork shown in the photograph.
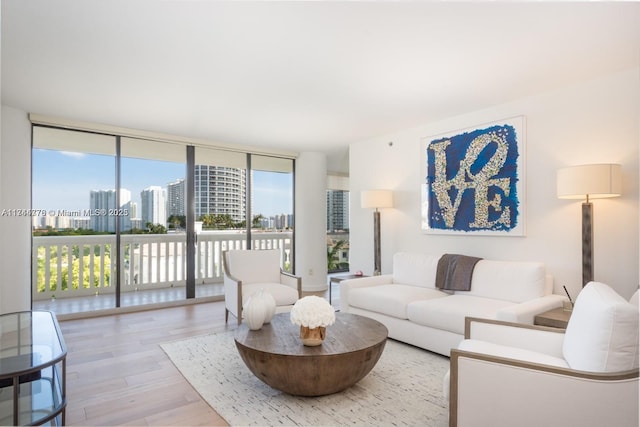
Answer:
[424,118,524,235]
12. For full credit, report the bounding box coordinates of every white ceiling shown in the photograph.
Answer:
[2,1,639,172]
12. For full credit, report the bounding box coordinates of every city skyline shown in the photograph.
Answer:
[32,149,293,220]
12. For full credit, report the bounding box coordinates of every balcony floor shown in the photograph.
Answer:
[33,283,225,317]
[33,278,343,318]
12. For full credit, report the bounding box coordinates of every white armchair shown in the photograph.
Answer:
[222,249,302,324]
[446,282,639,427]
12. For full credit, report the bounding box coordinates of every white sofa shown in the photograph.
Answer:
[340,252,565,356]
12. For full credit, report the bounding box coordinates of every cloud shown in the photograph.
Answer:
[60,151,86,159]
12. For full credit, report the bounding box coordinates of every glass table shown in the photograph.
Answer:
[0,311,67,426]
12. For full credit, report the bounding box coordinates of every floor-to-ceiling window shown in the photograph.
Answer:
[32,126,118,313]
[327,174,349,274]
[250,155,295,272]
[193,147,248,297]
[32,123,296,314]
[120,137,188,308]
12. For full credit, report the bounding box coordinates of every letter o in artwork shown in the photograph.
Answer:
[462,131,508,182]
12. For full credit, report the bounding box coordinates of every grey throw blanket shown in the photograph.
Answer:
[435,254,482,292]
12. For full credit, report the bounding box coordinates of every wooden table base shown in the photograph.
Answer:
[234,312,388,396]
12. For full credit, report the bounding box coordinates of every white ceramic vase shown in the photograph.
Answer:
[243,293,266,330]
[259,291,277,323]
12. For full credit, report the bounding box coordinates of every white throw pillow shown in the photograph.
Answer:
[563,282,639,372]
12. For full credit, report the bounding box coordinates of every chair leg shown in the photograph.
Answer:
[225,308,229,324]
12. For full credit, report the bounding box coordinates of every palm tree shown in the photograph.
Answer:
[327,239,346,272]
[252,213,265,228]
[199,214,214,228]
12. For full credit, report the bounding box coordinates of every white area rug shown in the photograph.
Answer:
[161,331,449,427]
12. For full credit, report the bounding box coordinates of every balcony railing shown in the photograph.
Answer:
[32,230,293,301]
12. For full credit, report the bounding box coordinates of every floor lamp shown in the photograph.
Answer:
[557,164,622,286]
[361,190,393,275]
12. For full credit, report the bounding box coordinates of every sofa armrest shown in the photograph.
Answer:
[280,271,302,297]
[450,348,639,427]
[495,294,566,324]
[339,274,393,311]
[464,317,566,359]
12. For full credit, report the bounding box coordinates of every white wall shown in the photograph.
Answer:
[350,68,640,300]
[294,151,329,292]
[0,106,32,313]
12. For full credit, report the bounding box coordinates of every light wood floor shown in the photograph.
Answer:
[60,301,234,426]
[60,287,341,426]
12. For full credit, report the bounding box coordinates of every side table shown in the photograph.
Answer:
[534,307,572,329]
[329,274,368,306]
[0,311,67,426]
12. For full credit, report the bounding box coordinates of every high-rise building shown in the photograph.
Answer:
[129,201,138,219]
[71,217,91,230]
[259,216,272,229]
[194,165,246,222]
[274,213,290,230]
[90,189,132,232]
[166,179,185,218]
[140,186,167,227]
[326,190,349,231]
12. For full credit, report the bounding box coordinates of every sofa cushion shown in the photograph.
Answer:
[349,284,448,319]
[407,295,514,335]
[243,283,299,307]
[392,252,441,289]
[461,260,546,303]
[563,282,639,372]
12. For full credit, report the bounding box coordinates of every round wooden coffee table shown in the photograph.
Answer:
[234,312,388,396]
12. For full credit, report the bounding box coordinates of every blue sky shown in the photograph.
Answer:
[32,149,293,217]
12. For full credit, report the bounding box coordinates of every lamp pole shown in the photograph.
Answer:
[373,208,381,275]
[361,189,393,276]
[581,197,593,286]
